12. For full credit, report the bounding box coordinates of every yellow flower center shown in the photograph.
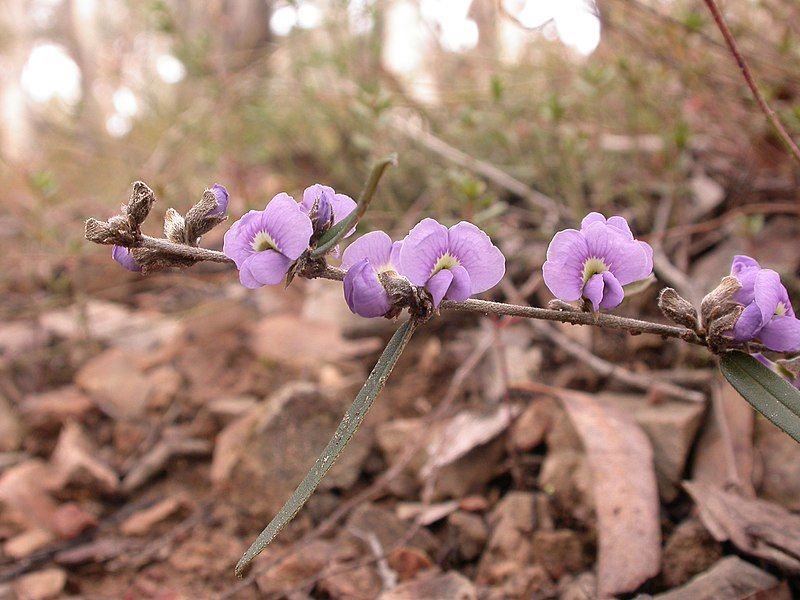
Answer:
[776,302,787,317]
[432,253,460,275]
[252,230,279,253]
[582,257,609,283]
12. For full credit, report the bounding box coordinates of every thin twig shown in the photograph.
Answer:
[702,0,800,166]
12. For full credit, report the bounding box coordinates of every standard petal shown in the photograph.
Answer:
[300,184,335,214]
[447,222,505,294]
[606,237,652,286]
[732,302,763,342]
[246,249,293,286]
[426,269,454,307]
[753,269,783,326]
[223,210,262,267]
[542,260,583,302]
[261,192,314,260]
[583,273,604,311]
[731,255,760,303]
[599,271,624,309]
[731,255,760,275]
[606,215,634,240]
[580,212,606,231]
[759,316,800,352]
[546,228,588,265]
[389,241,403,270]
[445,265,472,302]
[343,259,391,318]
[341,231,394,270]
[399,218,449,286]
[332,193,358,237]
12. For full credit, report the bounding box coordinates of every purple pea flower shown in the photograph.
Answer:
[398,218,506,307]
[112,246,141,272]
[729,256,800,352]
[223,193,313,288]
[299,184,357,238]
[542,212,653,311]
[341,231,402,318]
[209,183,229,217]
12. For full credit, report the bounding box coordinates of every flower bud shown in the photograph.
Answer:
[124,181,156,230]
[658,288,699,331]
[164,208,187,244]
[700,276,741,328]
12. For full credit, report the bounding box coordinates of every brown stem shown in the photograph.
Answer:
[702,0,800,166]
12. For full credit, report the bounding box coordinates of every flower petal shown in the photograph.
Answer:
[342,231,395,270]
[300,184,335,214]
[223,210,262,267]
[343,259,391,318]
[111,246,141,272]
[753,269,784,326]
[446,221,505,294]
[759,315,800,352]
[543,229,587,302]
[606,215,634,240]
[583,273,604,311]
[731,255,761,304]
[426,268,454,307]
[244,250,293,286]
[261,193,313,260]
[210,183,229,216]
[399,218,449,286]
[389,241,403,270]
[599,271,624,309]
[732,302,763,342]
[445,265,472,302]
[332,193,358,237]
[608,239,653,286]
[580,212,606,230]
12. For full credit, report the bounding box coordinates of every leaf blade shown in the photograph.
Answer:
[720,350,800,443]
[234,318,418,577]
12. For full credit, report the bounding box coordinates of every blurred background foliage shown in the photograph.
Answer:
[1,0,799,309]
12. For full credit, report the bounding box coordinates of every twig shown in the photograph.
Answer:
[702,0,800,166]
[389,113,568,228]
[650,195,702,305]
[501,280,707,403]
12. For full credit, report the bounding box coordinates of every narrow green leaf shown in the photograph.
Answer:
[720,350,800,443]
[311,153,397,257]
[235,318,418,577]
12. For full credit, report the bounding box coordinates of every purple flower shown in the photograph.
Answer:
[112,246,141,272]
[542,212,653,311]
[729,256,800,352]
[223,192,313,288]
[299,184,357,238]
[398,218,505,307]
[341,231,402,317]
[209,183,229,217]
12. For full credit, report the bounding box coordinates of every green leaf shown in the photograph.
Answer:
[311,153,397,257]
[720,351,800,443]
[235,318,419,577]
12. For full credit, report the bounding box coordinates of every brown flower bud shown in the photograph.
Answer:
[84,216,136,246]
[706,303,744,352]
[164,208,187,244]
[123,181,156,230]
[701,276,741,328]
[658,288,699,331]
[184,189,227,243]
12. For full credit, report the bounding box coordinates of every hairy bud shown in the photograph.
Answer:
[123,181,156,230]
[658,288,699,331]
[84,216,137,246]
[706,303,744,352]
[164,208,187,244]
[184,189,228,243]
[700,276,741,328]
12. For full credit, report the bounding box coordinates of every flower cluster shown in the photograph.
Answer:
[728,255,800,352]
[341,218,506,317]
[543,212,654,311]
[222,184,355,288]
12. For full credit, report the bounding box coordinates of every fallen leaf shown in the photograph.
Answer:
[74,348,152,420]
[559,390,661,598]
[692,379,754,495]
[0,460,59,532]
[684,480,800,572]
[249,314,382,368]
[120,497,184,536]
[654,555,789,600]
[49,421,119,494]
[13,568,66,600]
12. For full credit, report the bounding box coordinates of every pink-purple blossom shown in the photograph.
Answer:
[341,231,402,317]
[542,212,653,311]
[299,184,356,238]
[729,255,800,352]
[399,218,505,307]
[209,183,229,217]
[112,245,140,272]
[223,192,313,288]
